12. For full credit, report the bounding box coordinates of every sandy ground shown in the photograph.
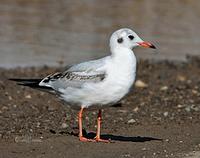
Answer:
[0,56,200,158]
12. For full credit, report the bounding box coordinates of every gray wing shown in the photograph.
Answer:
[39,56,110,90]
[67,56,109,73]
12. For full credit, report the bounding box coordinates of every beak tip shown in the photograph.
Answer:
[137,42,156,49]
[150,44,156,49]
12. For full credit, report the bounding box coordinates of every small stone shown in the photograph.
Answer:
[192,90,198,94]
[140,102,145,106]
[187,80,192,84]
[92,112,96,115]
[122,153,131,157]
[47,104,57,111]
[165,139,169,142]
[128,119,136,124]
[142,147,146,151]
[36,122,41,128]
[2,106,8,110]
[133,107,139,112]
[8,96,12,100]
[61,123,68,129]
[185,106,191,112]
[155,117,162,121]
[118,110,127,113]
[25,94,31,99]
[160,86,168,91]
[177,75,186,82]
[177,104,184,108]
[163,112,169,117]
[135,80,148,88]
[15,136,27,143]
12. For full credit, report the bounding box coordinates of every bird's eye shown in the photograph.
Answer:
[117,38,123,43]
[128,35,134,40]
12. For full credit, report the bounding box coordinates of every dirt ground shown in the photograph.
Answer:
[0,56,200,158]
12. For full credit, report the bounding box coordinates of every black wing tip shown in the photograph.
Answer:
[9,78,42,87]
[9,78,54,91]
[9,78,22,82]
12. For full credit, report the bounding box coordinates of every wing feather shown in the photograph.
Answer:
[39,56,110,90]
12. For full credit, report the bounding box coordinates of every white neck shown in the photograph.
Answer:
[111,47,137,68]
[101,46,137,102]
[108,46,137,84]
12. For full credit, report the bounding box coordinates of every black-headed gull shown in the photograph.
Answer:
[10,28,156,143]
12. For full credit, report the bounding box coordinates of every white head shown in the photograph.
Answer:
[109,28,156,51]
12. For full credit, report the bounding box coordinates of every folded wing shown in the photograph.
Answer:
[39,56,110,91]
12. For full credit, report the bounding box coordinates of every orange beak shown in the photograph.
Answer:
[137,42,156,49]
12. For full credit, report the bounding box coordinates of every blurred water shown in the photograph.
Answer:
[0,0,200,68]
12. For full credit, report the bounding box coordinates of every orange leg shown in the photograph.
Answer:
[95,109,110,143]
[78,107,95,142]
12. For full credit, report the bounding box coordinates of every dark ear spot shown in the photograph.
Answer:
[128,35,134,40]
[117,38,123,43]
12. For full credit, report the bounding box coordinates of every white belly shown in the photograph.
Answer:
[60,73,135,109]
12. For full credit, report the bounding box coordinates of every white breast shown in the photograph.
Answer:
[60,48,137,108]
[99,47,137,104]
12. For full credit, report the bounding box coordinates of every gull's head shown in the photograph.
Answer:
[109,28,156,50]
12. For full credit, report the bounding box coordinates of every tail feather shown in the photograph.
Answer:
[9,78,54,92]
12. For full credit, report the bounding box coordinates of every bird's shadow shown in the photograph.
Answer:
[85,132,162,142]
[64,129,162,143]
